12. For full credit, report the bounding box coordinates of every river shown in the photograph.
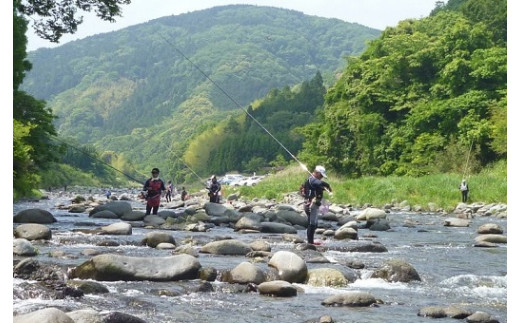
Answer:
[13,190,507,322]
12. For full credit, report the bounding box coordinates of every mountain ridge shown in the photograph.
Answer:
[21,5,380,177]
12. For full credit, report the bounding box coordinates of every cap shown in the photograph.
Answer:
[315,165,327,178]
[151,168,160,173]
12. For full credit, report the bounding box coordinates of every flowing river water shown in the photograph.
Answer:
[13,190,507,322]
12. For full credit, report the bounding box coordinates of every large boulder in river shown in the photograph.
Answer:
[274,209,308,227]
[143,214,166,226]
[355,207,386,221]
[13,208,57,224]
[371,258,421,282]
[89,201,132,218]
[99,222,132,235]
[69,254,201,281]
[14,223,52,240]
[13,307,74,323]
[328,241,388,253]
[367,218,391,231]
[140,231,176,248]
[268,251,307,283]
[203,202,230,216]
[334,225,358,240]
[477,223,504,234]
[66,309,104,323]
[474,234,507,244]
[89,210,118,219]
[443,218,470,227]
[260,222,297,234]
[307,268,348,287]
[200,239,252,255]
[417,306,472,319]
[121,210,146,221]
[102,311,146,323]
[13,238,38,256]
[321,291,377,307]
[14,258,66,282]
[227,261,266,284]
[234,213,263,231]
[258,280,298,297]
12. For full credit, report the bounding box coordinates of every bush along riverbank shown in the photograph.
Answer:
[234,161,507,213]
[13,186,506,322]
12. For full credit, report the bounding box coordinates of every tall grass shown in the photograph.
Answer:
[231,160,507,211]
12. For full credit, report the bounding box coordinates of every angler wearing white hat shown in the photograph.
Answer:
[302,165,332,244]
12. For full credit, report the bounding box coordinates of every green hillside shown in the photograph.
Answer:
[21,5,380,180]
[17,0,505,194]
[185,0,506,184]
[298,0,506,177]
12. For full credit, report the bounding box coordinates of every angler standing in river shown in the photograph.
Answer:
[143,168,166,215]
[207,175,221,203]
[303,165,332,245]
[165,180,173,202]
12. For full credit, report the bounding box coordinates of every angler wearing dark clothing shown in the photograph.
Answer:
[303,165,332,244]
[207,175,221,203]
[181,187,188,201]
[165,180,173,202]
[143,168,166,215]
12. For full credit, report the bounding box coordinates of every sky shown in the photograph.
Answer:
[26,0,442,51]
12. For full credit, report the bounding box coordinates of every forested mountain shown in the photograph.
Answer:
[21,5,380,181]
[299,0,506,177]
[182,0,506,180]
[19,0,505,188]
[183,72,326,176]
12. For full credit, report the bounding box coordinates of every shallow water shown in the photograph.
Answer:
[13,194,507,322]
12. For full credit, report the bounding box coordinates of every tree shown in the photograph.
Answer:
[13,0,131,198]
[15,0,131,43]
[299,0,506,177]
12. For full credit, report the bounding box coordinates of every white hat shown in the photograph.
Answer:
[315,165,327,178]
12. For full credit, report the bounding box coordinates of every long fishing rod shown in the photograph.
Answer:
[462,138,474,181]
[162,142,208,188]
[158,33,312,176]
[51,136,147,185]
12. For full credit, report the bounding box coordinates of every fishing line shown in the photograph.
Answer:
[158,33,311,175]
[162,142,208,187]
[50,136,146,184]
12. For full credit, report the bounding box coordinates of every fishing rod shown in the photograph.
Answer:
[161,142,209,188]
[54,127,210,189]
[51,136,147,185]
[462,138,474,181]
[158,33,313,176]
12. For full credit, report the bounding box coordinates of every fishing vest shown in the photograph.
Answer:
[147,179,163,197]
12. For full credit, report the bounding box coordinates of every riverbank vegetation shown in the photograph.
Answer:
[234,160,506,211]
[14,0,506,202]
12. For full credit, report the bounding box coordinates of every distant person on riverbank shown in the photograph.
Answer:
[459,179,469,203]
[105,189,111,200]
[207,175,221,203]
[165,180,173,202]
[181,187,188,201]
[143,168,166,215]
[303,165,332,245]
